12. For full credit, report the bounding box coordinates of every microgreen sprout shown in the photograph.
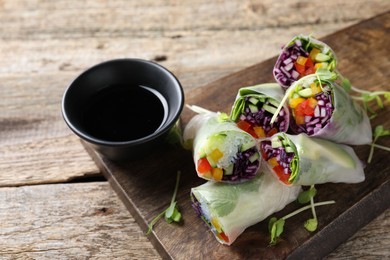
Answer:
[269,186,335,245]
[147,171,182,235]
[303,185,318,232]
[367,125,390,164]
[337,72,390,118]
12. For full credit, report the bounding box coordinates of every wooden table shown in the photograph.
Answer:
[1,1,389,258]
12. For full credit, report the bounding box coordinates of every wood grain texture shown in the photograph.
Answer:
[86,13,390,259]
[0,0,389,259]
[1,0,389,185]
[0,182,160,259]
[326,209,390,259]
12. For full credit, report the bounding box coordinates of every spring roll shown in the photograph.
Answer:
[284,73,372,145]
[260,133,365,186]
[183,110,261,182]
[191,170,301,245]
[273,35,337,90]
[230,83,290,139]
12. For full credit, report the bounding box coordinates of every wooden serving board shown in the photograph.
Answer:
[84,12,390,259]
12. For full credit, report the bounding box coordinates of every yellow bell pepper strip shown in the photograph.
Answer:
[212,168,224,181]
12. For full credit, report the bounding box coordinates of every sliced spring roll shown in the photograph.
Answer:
[283,73,372,145]
[273,35,337,89]
[183,110,261,182]
[230,83,290,139]
[191,170,301,245]
[260,133,365,186]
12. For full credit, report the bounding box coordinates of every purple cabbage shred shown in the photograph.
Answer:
[223,147,259,182]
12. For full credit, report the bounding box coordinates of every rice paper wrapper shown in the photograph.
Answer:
[273,34,337,90]
[262,133,365,186]
[230,83,290,137]
[183,111,261,182]
[289,74,372,145]
[191,170,301,245]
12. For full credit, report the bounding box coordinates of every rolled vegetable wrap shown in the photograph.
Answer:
[230,83,290,139]
[260,133,365,186]
[281,73,372,145]
[183,110,261,182]
[273,35,337,89]
[191,170,301,245]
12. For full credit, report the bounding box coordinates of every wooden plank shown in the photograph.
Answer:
[85,12,390,259]
[0,135,100,187]
[1,0,389,187]
[0,181,387,260]
[1,0,389,258]
[0,73,101,186]
[0,182,160,259]
[326,209,390,259]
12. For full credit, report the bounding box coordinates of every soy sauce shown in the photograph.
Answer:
[82,84,168,142]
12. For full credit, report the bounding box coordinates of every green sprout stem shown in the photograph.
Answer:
[367,142,390,164]
[146,171,182,235]
[147,211,166,235]
[309,189,317,222]
[270,86,294,124]
[371,143,390,151]
[281,200,335,221]
[171,170,181,205]
[351,88,388,96]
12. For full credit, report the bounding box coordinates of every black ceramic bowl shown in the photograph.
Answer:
[62,58,184,161]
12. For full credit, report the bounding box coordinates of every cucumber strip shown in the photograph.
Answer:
[248,97,259,105]
[267,98,280,108]
[298,88,313,97]
[272,140,282,148]
[241,139,256,151]
[249,152,260,163]
[315,53,330,62]
[224,164,234,175]
[263,104,277,114]
[248,104,259,113]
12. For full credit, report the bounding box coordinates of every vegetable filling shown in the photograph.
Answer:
[235,96,289,138]
[289,79,333,135]
[197,146,260,182]
[260,135,298,185]
[274,37,336,88]
[191,195,230,243]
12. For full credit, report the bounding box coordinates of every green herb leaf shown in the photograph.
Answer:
[384,92,390,103]
[165,201,177,219]
[376,95,384,108]
[204,185,239,217]
[304,218,318,232]
[374,125,390,138]
[172,208,182,222]
[341,77,352,92]
[362,93,376,102]
[217,112,230,122]
[297,186,317,204]
[269,218,285,245]
[268,217,277,233]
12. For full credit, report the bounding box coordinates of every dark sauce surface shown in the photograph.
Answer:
[82,84,167,142]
